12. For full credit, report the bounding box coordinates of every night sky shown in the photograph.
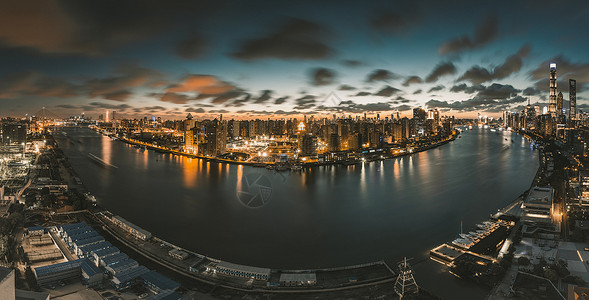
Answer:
[1,0,588,119]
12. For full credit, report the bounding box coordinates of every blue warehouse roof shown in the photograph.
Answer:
[59,222,88,232]
[34,259,84,277]
[94,247,119,259]
[111,266,149,285]
[81,259,102,277]
[101,253,129,266]
[69,231,99,243]
[141,271,180,291]
[78,241,112,256]
[63,226,94,237]
[106,259,138,273]
[74,236,104,248]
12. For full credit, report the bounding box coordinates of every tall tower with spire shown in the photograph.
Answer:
[549,63,557,117]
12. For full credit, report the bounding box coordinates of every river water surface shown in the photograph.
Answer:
[56,127,537,273]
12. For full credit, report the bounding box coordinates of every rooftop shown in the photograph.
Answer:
[216,261,271,276]
[81,259,102,277]
[141,270,181,291]
[34,259,84,277]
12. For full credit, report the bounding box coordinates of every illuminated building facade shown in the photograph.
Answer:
[549,63,557,117]
[570,79,577,120]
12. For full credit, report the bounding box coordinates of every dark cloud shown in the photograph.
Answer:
[366,69,398,83]
[457,45,531,84]
[232,18,332,61]
[438,15,499,55]
[87,64,163,101]
[157,92,191,104]
[402,76,423,87]
[0,1,213,55]
[102,90,132,101]
[413,89,422,95]
[274,96,289,105]
[209,109,229,113]
[175,35,206,59]
[293,95,316,110]
[165,74,245,104]
[523,87,541,96]
[254,90,273,104]
[309,68,336,86]
[206,90,245,104]
[425,62,456,83]
[529,55,589,91]
[225,93,251,108]
[476,83,520,99]
[532,78,572,94]
[341,60,364,67]
[428,85,445,93]
[143,106,166,111]
[338,84,356,91]
[88,102,131,110]
[318,101,395,113]
[0,71,80,99]
[236,109,301,116]
[373,85,400,97]
[393,104,412,111]
[185,107,205,113]
[425,93,526,112]
[449,83,485,94]
[55,104,77,109]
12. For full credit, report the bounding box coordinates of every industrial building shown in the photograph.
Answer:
[522,186,553,220]
[40,223,180,294]
[110,215,152,240]
[93,247,120,266]
[81,259,103,287]
[140,270,181,293]
[33,259,85,286]
[279,273,317,286]
[168,248,189,260]
[111,265,149,290]
[214,261,271,280]
[105,259,139,275]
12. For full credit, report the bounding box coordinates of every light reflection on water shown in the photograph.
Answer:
[57,127,538,273]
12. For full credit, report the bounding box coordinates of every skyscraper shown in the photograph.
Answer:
[549,63,557,116]
[570,79,577,120]
[557,92,563,114]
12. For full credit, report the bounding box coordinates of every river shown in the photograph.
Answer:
[55,126,537,297]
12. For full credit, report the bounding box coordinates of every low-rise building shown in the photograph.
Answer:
[168,249,189,261]
[522,187,553,221]
[140,270,180,293]
[33,259,85,287]
[111,266,149,290]
[111,216,152,240]
[279,273,317,286]
[214,261,270,281]
[81,259,103,287]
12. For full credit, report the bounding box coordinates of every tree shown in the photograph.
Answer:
[518,257,531,266]
[0,235,8,259]
[24,193,37,207]
[544,268,559,282]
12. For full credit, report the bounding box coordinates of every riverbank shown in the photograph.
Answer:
[93,126,457,169]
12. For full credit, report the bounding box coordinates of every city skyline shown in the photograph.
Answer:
[1,0,589,120]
